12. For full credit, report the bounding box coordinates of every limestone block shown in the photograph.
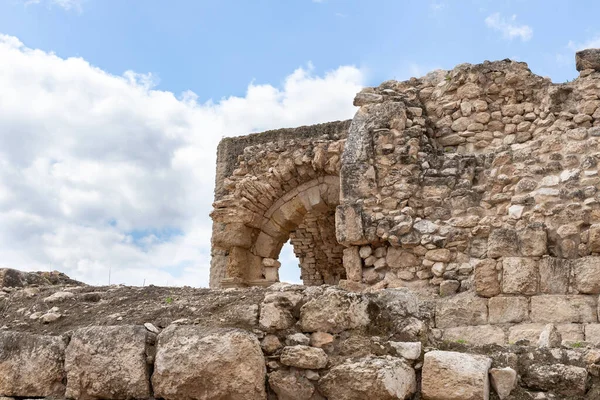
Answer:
[212,222,254,249]
[573,256,600,294]
[425,248,452,262]
[518,224,547,256]
[443,325,506,346]
[259,291,302,332]
[280,345,328,369]
[386,247,418,269]
[589,224,600,253]
[152,326,266,400]
[488,296,529,324]
[268,370,315,400]
[473,259,500,298]
[422,350,492,400]
[490,367,517,400]
[502,257,538,295]
[0,331,66,398]
[342,246,362,282]
[300,290,369,333]
[556,323,584,342]
[65,325,151,400]
[530,295,597,323]
[488,228,519,258]
[319,356,416,400]
[435,292,488,328]
[576,48,600,72]
[537,324,561,348]
[389,342,422,360]
[523,363,587,396]
[538,257,569,294]
[254,232,284,259]
[335,204,365,245]
[585,324,600,346]
[508,323,546,345]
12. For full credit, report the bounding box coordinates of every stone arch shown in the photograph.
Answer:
[213,176,344,288]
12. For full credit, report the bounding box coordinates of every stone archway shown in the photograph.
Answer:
[209,122,349,288]
[214,176,344,288]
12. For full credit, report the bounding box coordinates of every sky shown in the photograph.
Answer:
[0,0,599,287]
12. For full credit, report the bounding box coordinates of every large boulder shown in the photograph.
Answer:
[300,289,369,333]
[319,356,416,400]
[0,331,66,398]
[65,325,151,399]
[422,350,492,400]
[576,48,600,72]
[152,326,266,400]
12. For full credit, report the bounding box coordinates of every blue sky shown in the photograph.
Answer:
[2,0,598,98]
[0,0,599,286]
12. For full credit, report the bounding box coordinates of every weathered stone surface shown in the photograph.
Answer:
[65,325,151,400]
[343,246,362,282]
[518,224,547,256]
[443,325,506,346]
[502,257,538,295]
[268,370,315,400]
[473,259,500,298]
[389,342,422,360]
[488,296,528,324]
[280,345,328,369]
[523,363,588,396]
[538,257,569,294]
[572,256,600,294]
[530,295,597,323]
[488,228,518,258]
[436,292,488,328]
[537,323,561,348]
[300,290,369,333]
[490,367,517,400]
[576,48,600,72]
[152,326,266,400]
[319,356,416,400]
[259,291,302,332]
[508,323,546,345]
[0,332,66,398]
[422,350,492,400]
[585,323,600,345]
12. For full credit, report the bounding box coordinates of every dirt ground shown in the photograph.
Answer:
[0,282,269,336]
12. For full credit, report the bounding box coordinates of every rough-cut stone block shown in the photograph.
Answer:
[490,367,517,400]
[212,222,254,249]
[300,290,369,333]
[443,325,506,346]
[474,259,500,298]
[573,256,600,294]
[280,345,327,369]
[342,246,362,281]
[502,257,538,295]
[422,350,492,400]
[335,204,365,245]
[508,323,546,345]
[576,48,600,72]
[319,356,416,400]
[530,295,597,323]
[538,257,569,294]
[488,228,518,258]
[152,326,266,400]
[488,296,529,324]
[65,325,151,400]
[435,292,488,328]
[0,331,66,398]
[589,224,600,253]
[585,324,600,346]
[518,223,547,256]
[523,363,587,396]
[556,323,584,342]
[268,370,315,400]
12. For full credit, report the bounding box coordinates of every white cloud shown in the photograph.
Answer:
[0,34,364,287]
[430,2,445,12]
[484,13,533,42]
[25,0,84,11]
[568,35,600,51]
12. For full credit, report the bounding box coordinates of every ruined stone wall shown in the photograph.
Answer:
[4,278,600,399]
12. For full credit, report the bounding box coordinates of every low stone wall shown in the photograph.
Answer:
[3,282,600,399]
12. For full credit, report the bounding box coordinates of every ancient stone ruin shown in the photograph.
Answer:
[1,49,600,400]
